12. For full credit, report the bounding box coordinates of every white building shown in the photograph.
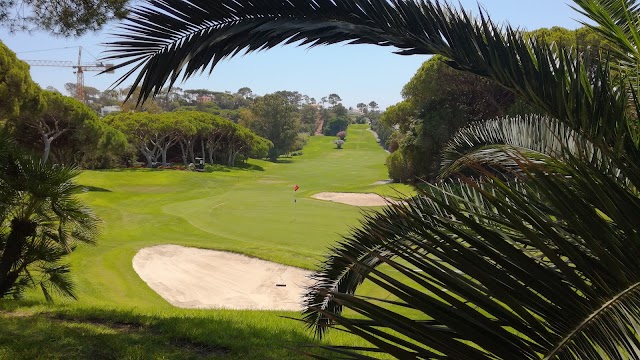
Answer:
[100,105,121,117]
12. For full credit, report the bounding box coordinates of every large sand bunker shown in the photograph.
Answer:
[312,192,401,207]
[133,245,314,311]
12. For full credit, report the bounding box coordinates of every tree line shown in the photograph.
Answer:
[379,26,607,182]
[3,38,377,169]
[104,111,271,167]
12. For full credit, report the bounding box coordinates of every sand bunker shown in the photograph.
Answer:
[133,245,314,311]
[312,192,401,207]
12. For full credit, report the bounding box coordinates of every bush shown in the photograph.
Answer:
[387,138,400,153]
[293,132,310,151]
[385,150,413,183]
[80,153,121,169]
[370,118,393,148]
[336,131,347,140]
[323,116,350,136]
[355,115,368,124]
[334,139,345,149]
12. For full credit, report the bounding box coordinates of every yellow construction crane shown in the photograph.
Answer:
[23,47,113,103]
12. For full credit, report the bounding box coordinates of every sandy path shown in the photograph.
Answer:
[371,179,394,185]
[311,192,402,207]
[133,245,314,311]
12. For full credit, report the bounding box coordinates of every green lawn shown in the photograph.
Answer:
[0,125,412,359]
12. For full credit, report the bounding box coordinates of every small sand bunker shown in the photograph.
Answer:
[133,245,314,311]
[312,192,402,207]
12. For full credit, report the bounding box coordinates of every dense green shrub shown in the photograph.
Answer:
[385,150,413,183]
[370,117,392,148]
[355,115,367,124]
[292,132,310,151]
[323,116,350,136]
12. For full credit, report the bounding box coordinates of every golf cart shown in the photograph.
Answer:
[195,157,205,172]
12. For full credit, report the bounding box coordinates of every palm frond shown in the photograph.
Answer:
[106,0,636,157]
[572,0,640,146]
[572,0,640,64]
[303,179,542,337]
[438,115,610,180]
[304,157,640,359]
[0,135,99,300]
[39,262,77,301]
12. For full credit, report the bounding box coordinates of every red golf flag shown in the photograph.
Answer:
[294,184,299,192]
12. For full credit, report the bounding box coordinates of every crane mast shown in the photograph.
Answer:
[22,47,113,103]
[76,47,85,102]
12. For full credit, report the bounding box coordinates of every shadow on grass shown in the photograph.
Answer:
[203,164,231,173]
[273,159,293,164]
[82,185,112,192]
[0,299,43,311]
[93,168,154,173]
[0,314,220,359]
[0,305,328,359]
[234,162,265,171]
[203,163,265,172]
[90,163,265,173]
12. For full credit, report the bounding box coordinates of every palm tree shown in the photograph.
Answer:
[106,0,640,358]
[0,130,100,300]
[438,115,605,180]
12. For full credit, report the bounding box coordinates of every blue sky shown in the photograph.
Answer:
[1,1,587,109]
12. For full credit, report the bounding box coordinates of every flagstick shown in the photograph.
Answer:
[291,185,297,223]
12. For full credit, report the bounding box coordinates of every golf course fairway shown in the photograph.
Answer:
[0,124,413,359]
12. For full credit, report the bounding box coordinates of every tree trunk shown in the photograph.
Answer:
[162,147,168,166]
[207,136,221,164]
[144,144,159,166]
[178,141,188,166]
[134,142,154,167]
[42,136,52,164]
[227,147,234,166]
[231,151,241,166]
[0,218,36,297]
[189,142,195,163]
[207,145,214,165]
[200,139,206,161]
[145,153,154,167]
[37,126,67,164]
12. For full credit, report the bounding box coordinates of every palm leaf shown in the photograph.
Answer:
[438,115,611,180]
[572,0,640,65]
[304,156,640,359]
[0,133,100,300]
[106,0,637,158]
[572,0,640,146]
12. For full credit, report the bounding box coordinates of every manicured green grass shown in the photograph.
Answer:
[0,304,342,359]
[1,125,412,359]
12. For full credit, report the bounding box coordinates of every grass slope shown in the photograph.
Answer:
[0,125,411,359]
